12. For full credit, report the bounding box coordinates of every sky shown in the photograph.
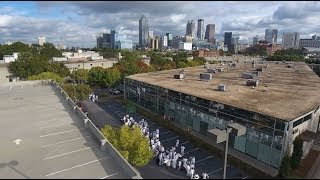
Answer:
[0,1,319,48]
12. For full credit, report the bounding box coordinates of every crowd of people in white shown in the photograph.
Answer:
[121,115,210,179]
[89,93,98,102]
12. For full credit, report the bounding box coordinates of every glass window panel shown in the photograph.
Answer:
[245,140,258,158]
[270,149,281,168]
[257,143,271,164]
[234,134,246,153]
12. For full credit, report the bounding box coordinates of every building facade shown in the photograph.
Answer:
[266,44,283,56]
[282,32,300,49]
[166,33,173,48]
[38,36,46,46]
[224,32,232,47]
[299,35,320,48]
[186,20,196,38]
[265,29,278,44]
[193,49,220,57]
[197,19,205,40]
[253,35,259,45]
[124,63,320,170]
[178,42,192,51]
[160,36,168,49]
[205,24,215,44]
[139,15,149,49]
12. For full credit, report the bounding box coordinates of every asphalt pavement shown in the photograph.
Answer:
[82,99,253,179]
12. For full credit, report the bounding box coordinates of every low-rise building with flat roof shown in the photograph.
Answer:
[124,61,320,169]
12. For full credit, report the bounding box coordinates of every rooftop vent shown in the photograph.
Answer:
[216,67,224,72]
[207,68,216,73]
[218,84,226,91]
[247,79,259,87]
[200,73,212,81]
[242,72,256,79]
[265,64,269,68]
[174,73,185,79]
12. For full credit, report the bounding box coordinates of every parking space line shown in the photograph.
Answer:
[45,156,111,176]
[100,172,119,179]
[40,122,75,129]
[38,118,69,124]
[196,156,214,163]
[208,165,230,175]
[162,136,179,142]
[180,141,189,145]
[242,176,248,179]
[43,145,98,160]
[185,148,200,154]
[40,128,84,137]
[41,136,92,148]
[160,131,171,135]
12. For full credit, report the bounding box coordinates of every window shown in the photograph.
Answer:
[303,114,312,122]
[293,118,303,128]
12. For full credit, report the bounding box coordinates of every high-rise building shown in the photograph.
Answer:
[282,32,300,49]
[139,15,149,49]
[224,32,232,46]
[38,36,46,46]
[186,20,196,37]
[111,29,116,49]
[265,29,278,44]
[160,36,168,49]
[166,33,173,47]
[253,35,259,45]
[150,36,159,50]
[197,19,204,40]
[148,31,153,38]
[204,24,215,44]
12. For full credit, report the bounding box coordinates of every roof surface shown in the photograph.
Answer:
[127,61,320,121]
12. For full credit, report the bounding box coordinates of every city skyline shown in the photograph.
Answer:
[0,1,319,48]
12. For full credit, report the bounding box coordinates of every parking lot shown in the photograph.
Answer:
[0,84,129,179]
[96,100,252,179]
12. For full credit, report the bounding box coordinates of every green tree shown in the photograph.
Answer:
[88,67,106,87]
[279,155,292,178]
[71,69,89,83]
[8,52,50,79]
[28,72,64,83]
[290,138,303,170]
[100,124,154,167]
[177,62,188,68]
[61,83,92,101]
[48,62,70,77]
[103,68,121,87]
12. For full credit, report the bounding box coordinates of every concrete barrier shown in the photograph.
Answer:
[52,81,142,179]
[75,107,87,120]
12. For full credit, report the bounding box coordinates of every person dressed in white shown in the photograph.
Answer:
[202,173,209,179]
[186,164,191,177]
[190,163,195,171]
[158,153,163,166]
[190,168,195,179]
[166,158,171,168]
[95,95,98,101]
[181,146,185,156]
[191,156,195,165]
[172,158,177,169]
[176,139,179,147]
[177,160,182,171]
[193,174,199,179]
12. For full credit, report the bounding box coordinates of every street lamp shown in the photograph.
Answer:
[207,122,246,179]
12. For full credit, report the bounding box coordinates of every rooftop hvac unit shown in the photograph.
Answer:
[218,84,226,91]
[200,73,212,81]
[252,64,256,67]
[251,71,260,76]
[256,67,263,72]
[242,72,256,79]
[217,67,224,72]
[207,68,216,73]
[247,79,259,87]
[174,73,185,79]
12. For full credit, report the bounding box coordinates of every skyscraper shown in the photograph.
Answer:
[204,24,215,44]
[265,29,278,44]
[282,32,300,49]
[111,29,116,49]
[139,15,149,49]
[160,35,168,49]
[253,35,259,45]
[224,32,232,46]
[197,19,204,40]
[38,36,46,46]
[166,33,173,47]
[186,20,196,37]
